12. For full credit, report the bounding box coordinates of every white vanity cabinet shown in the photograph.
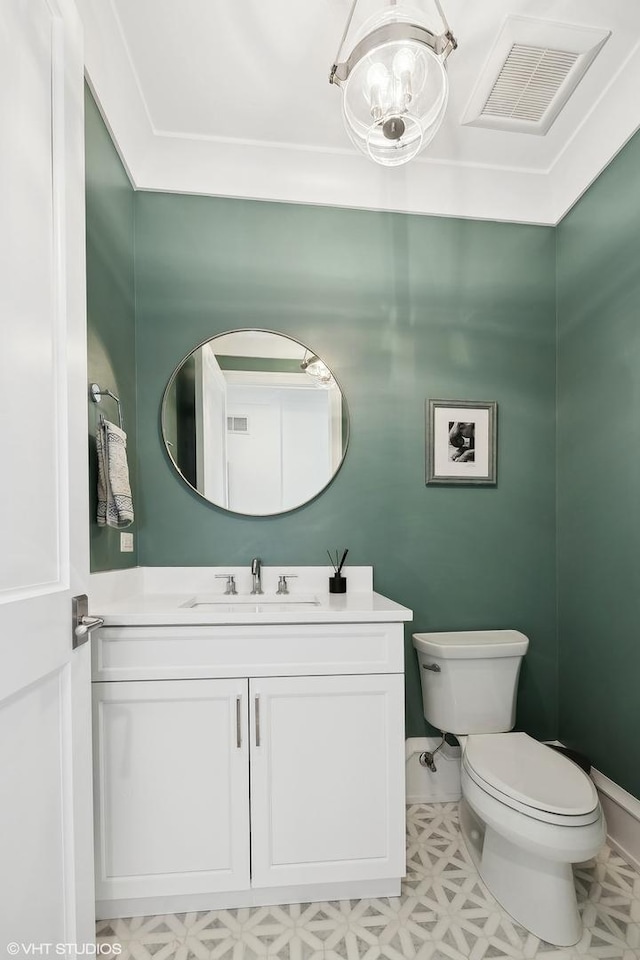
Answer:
[92,621,406,919]
[249,672,404,889]
[92,678,251,903]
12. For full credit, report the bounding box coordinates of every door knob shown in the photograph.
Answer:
[72,594,104,649]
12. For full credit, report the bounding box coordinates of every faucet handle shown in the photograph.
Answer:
[215,574,237,596]
[276,575,297,595]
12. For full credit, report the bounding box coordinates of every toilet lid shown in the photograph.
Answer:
[464,733,598,816]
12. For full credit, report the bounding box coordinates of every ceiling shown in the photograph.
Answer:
[77,0,640,224]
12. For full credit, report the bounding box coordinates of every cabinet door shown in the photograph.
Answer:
[93,679,250,901]
[249,674,405,888]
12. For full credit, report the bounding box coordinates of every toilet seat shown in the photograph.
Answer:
[463,733,600,826]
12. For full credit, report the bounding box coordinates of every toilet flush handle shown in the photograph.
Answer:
[422,663,441,672]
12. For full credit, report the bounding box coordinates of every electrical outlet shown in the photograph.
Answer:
[120,532,134,553]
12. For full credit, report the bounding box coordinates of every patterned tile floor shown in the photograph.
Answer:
[96,803,640,960]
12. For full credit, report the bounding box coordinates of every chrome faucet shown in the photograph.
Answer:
[250,557,263,595]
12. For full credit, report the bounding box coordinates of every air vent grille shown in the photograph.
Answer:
[482,43,580,122]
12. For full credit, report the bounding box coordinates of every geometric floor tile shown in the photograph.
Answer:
[96,803,640,960]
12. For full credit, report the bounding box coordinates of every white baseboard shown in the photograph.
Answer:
[405,737,462,804]
[96,877,401,921]
[545,742,640,872]
[591,768,640,872]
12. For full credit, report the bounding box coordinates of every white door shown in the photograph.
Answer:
[92,679,250,907]
[249,674,406,888]
[0,0,93,947]
[280,388,331,506]
[226,387,283,514]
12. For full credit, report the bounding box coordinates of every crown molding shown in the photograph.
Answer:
[550,39,640,222]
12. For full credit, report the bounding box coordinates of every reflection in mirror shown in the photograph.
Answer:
[162,330,349,516]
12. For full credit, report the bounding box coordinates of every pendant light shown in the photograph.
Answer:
[300,352,333,384]
[329,0,457,166]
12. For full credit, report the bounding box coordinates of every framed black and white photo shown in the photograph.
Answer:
[426,400,497,485]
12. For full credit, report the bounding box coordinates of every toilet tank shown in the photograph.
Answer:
[412,631,529,735]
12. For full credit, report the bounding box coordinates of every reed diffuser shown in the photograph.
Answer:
[327,548,348,593]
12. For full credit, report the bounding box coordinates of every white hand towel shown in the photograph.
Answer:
[96,418,134,528]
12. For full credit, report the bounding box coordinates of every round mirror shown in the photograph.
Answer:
[161,330,349,516]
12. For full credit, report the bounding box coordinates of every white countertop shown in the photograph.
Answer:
[89,566,412,627]
[95,590,413,627]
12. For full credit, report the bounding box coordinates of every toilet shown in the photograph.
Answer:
[412,630,605,947]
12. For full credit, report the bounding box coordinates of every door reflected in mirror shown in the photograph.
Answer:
[162,330,349,516]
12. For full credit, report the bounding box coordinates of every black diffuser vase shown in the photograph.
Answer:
[329,574,347,594]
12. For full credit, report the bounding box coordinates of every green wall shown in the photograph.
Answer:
[85,88,138,570]
[557,129,640,798]
[84,85,640,785]
[134,192,558,741]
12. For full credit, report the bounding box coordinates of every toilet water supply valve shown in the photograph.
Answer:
[419,731,447,773]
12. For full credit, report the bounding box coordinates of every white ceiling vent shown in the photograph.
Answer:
[462,16,610,136]
[483,45,579,123]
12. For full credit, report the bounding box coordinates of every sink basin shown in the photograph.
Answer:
[182,594,320,609]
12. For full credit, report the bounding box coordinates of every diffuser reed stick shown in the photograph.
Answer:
[327,548,348,573]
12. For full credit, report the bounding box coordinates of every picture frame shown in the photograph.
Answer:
[426,399,497,485]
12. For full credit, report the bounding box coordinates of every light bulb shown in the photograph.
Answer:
[393,47,416,110]
[393,47,416,78]
[366,62,390,121]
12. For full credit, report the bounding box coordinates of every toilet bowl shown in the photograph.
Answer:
[412,631,606,946]
[459,732,605,945]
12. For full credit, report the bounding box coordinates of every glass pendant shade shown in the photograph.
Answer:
[331,3,454,167]
[301,354,333,384]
